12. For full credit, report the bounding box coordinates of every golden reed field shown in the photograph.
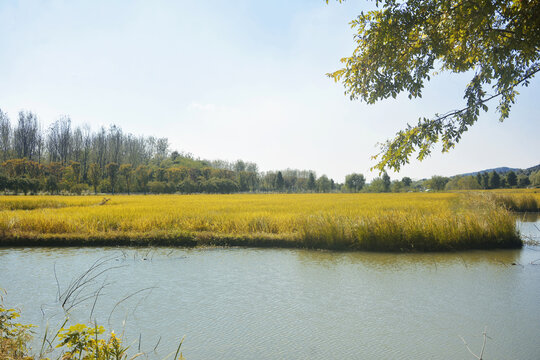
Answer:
[0,191,538,251]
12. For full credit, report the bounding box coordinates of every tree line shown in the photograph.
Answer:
[0,108,345,194]
[1,108,538,195]
[439,171,540,191]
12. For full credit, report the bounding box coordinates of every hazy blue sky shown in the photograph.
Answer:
[1,0,538,182]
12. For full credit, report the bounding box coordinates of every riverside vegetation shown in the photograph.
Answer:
[0,291,185,360]
[1,191,538,251]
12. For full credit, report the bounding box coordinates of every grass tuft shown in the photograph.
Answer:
[485,193,539,212]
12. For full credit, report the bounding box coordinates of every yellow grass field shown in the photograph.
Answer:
[0,191,537,251]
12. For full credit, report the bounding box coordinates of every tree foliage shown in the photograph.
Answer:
[506,170,517,186]
[489,171,500,189]
[344,173,366,192]
[445,175,482,190]
[425,175,449,191]
[328,0,540,171]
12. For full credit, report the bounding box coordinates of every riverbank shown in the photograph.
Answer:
[1,192,536,251]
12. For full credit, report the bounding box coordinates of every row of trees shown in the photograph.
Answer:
[0,157,343,195]
[0,109,170,181]
[2,155,538,195]
[342,170,539,194]
[430,171,540,191]
[345,170,540,194]
[1,108,538,195]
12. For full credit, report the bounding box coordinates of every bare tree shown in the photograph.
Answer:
[0,109,12,161]
[72,126,83,163]
[14,111,39,160]
[35,122,44,164]
[124,134,147,167]
[47,116,72,164]
[146,136,157,159]
[155,137,169,160]
[47,122,59,162]
[107,125,123,164]
[81,125,92,181]
[57,116,72,164]
[93,126,107,170]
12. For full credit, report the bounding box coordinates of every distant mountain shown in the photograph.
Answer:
[524,164,540,175]
[457,163,540,177]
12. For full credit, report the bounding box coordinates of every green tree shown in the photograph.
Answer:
[308,172,316,192]
[328,0,540,171]
[275,171,284,191]
[70,161,81,183]
[460,176,482,190]
[0,173,7,193]
[445,175,481,190]
[481,172,490,189]
[135,165,150,194]
[154,167,167,182]
[517,174,531,188]
[382,172,391,192]
[61,166,77,192]
[316,175,332,193]
[390,180,404,192]
[530,170,540,187]
[367,177,386,193]
[88,163,100,195]
[119,164,133,194]
[401,177,412,187]
[425,175,449,191]
[178,178,198,193]
[506,170,517,187]
[105,162,120,194]
[489,171,501,189]
[344,173,366,192]
[237,171,258,192]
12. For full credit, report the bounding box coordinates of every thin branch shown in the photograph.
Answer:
[431,66,540,125]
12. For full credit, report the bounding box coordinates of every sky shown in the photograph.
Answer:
[0,0,538,182]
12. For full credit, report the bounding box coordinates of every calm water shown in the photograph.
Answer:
[1,215,539,360]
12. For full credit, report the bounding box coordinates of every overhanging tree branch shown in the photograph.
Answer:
[328,0,540,172]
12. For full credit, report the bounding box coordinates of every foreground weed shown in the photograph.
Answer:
[1,289,36,360]
[0,307,35,359]
[1,288,185,360]
[57,324,142,360]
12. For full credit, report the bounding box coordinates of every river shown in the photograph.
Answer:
[1,215,539,359]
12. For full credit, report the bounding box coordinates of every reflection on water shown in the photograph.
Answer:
[0,219,539,360]
[294,248,522,270]
[515,211,540,223]
[516,212,540,243]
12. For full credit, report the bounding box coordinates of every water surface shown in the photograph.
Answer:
[1,217,539,360]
